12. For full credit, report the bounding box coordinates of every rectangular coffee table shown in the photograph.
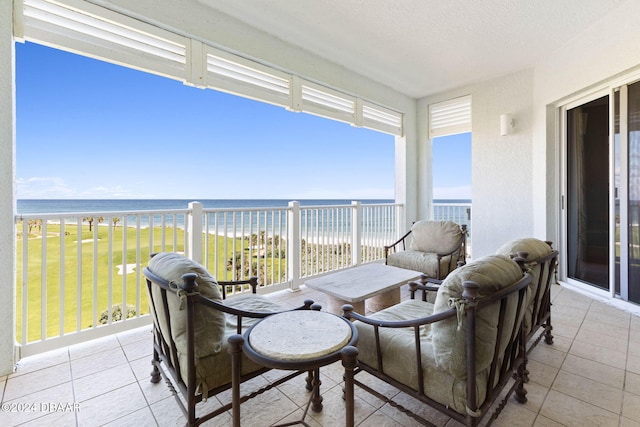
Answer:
[304,263,423,314]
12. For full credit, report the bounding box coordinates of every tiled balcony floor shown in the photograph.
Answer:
[2,283,640,426]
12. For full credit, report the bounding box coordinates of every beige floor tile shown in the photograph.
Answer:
[149,396,191,427]
[358,408,419,427]
[628,353,640,375]
[70,346,128,379]
[122,338,152,362]
[538,333,572,354]
[552,306,588,326]
[629,340,640,358]
[73,362,137,402]
[68,334,120,360]
[102,406,158,427]
[527,358,560,388]
[550,322,580,340]
[569,339,627,370]
[528,344,566,369]
[574,327,629,354]
[0,382,75,426]
[492,404,537,427]
[623,391,640,422]
[138,377,174,405]
[580,318,630,341]
[380,391,452,427]
[540,389,619,427]
[587,303,632,325]
[627,371,640,395]
[10,348,69,377]
[552,370,623,413]
[116,325,153,347]
[76,382,148,426]
[12,409,77,427]
[3,362,71,401]
[308,384,377,427]
[533,414,565,426]
[621,417,640,427]
[520,380,549,412]
[232,387,299,426]
[561,353,625,389]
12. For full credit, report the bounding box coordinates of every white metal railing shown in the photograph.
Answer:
[14,200,404,355]
[15,200,471,355]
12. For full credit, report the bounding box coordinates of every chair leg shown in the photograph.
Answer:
[150,350,161,383]
[229,335,244,427]
[544,319,554,345]
[341,346,358,427]
[514,363,528,404]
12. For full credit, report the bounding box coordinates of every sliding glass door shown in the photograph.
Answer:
[565,81,640,303]
[566,96,610,290]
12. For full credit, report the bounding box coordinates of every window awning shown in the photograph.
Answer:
[16,0,404,136]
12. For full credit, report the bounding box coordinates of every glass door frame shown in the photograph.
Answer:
[558,73,640,302]
[560,88,614,297]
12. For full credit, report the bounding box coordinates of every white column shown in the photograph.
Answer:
[287,201,301,290]
[187,201,203,263]
[0,0,17,375]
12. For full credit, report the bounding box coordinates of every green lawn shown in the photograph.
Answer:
[15,223,251,343]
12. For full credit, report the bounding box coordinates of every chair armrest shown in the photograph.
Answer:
[342,303,456,328]
[197,294,315,320]
[409,275,442,301]
[218,276,259,298]
[384,229,413,259]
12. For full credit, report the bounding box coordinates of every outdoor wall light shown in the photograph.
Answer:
[500,113,515,136]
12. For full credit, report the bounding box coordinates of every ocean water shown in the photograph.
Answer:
[16,199,471,235]
[16,199,471,214]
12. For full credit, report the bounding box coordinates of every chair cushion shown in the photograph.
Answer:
[386,250,447,277]
[354,299,489,414]
[431,254,526,378]
[147,252,226,358]
[409,220,463,254]
[185,294,287,396]
[495,238,554,335]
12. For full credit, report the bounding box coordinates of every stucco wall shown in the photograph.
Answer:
[419,69,535,258]
[531,0,640,248]
[0,0,16,376]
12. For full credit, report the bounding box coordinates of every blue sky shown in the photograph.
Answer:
[16,41,471,200]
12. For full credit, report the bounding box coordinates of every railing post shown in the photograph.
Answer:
[351,201,362,266]
[287,201,301,291]
[187,202,203,263]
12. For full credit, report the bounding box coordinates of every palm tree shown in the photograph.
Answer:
[83,217,94,232]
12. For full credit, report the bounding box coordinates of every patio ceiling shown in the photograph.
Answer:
[197,0,623,98]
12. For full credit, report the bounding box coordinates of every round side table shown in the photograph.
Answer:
[230,309,358,427]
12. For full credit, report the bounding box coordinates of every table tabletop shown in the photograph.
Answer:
[304,263,422,302]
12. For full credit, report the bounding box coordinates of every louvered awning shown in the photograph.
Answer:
[429,95,472,138]
[15,0,403,136]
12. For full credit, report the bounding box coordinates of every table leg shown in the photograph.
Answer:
[366,287,400,312]
[310,367,323,412]
[305,369,313,391]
